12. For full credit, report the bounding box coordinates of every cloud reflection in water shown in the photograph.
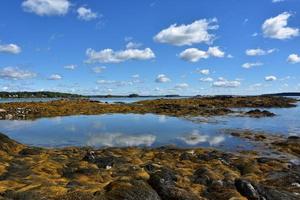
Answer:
[87,133,156,147]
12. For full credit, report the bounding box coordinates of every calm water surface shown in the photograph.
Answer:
[0,99,299,150]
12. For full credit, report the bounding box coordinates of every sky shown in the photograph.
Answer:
[0,0,300,96]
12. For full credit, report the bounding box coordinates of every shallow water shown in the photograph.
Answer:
[0,99,299,150]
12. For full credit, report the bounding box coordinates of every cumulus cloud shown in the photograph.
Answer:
[126,42,142,49]
[154,18,218,46]
[199,77,213,82]
[287,54,300,64]
[0,44,21,54]
[262,12,299,40]
[87,133,156,147]
[64,64,76,70]
[86,48,155,63]
[22,0,70,16]
[242,62,263,69]
[77,6,98,21]
[0,67,36,80]
[197,69,210,75]
[175,83,189,89]
[213,78,241,88]
[92,66,106,73]
[48,74,62,80]
[180,46,225,62]
[245,48,276,56]
[155,74,171,83]
[265,75,277,81]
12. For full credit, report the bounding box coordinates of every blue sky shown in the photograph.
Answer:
[0,0,300,95]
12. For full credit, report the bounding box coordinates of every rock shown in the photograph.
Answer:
[99,179,161,200]
[254,184,299,200]
[148,168,200,200]
[143,163,156,173]
[192,167,216,185]
[19,147,43,155]
[235,179,260,200]
[0,132,23,153]
[83,151,124,169]
[245,109,276,118]
[235,179,299,200]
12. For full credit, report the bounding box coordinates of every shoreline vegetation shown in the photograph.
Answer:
[0,96,297,120]
[0,131,299,200]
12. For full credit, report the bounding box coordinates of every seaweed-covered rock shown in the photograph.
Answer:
[245,109,276,118]
[99,179,161,200]
[148,168,200,200]
[83,151,125,169]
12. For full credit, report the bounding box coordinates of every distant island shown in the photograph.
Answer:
[0,91,182,98]
[263,92,300,97]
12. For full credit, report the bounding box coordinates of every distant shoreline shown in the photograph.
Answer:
[1,91,299,99]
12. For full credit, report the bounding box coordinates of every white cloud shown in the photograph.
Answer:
[199,77,213,82]
[197,69,210,75]
[242,62,263,69]
[175,83,189,89]
[48,74,62,80]
[77,6,98,21]
[22,0,70,16]
[0,67,36,80]
[0,44,21,54]
[86,48,155,63]
[97,80,117,84]
[245,48,276,56]
[287,54,300,64]
[265,75,277,81]
[154,18,218,46]
[180,46,225,62]
[132,74,140,79]
[262,12,299,40]
[155,74,171,83]
[92,66,106,73]
[126,42,142,49]
[207,46,225,57]
[64,64,76,70]
[213,78,241,88]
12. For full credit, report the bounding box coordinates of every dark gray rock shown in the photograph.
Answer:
[148,168,200,200]
[235,179,260,200]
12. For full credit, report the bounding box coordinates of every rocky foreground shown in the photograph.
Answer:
[0,96,296,120]
[0,132,300,200]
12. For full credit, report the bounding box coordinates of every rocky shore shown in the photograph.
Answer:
[0,132,299,200]
[0,96,295,120]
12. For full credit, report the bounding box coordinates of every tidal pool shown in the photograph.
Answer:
[0,101,299,150]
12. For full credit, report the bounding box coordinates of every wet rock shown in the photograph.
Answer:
[235,179,260,200]
[0,132,23,153]
[254,184,299,200]
[148,168,200,200]
[83,151,124,169]
[143,163,156,173]
[245,109,276,118]
[19,147,43,155]
[192,167,216,185]
[99,179,161,200]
